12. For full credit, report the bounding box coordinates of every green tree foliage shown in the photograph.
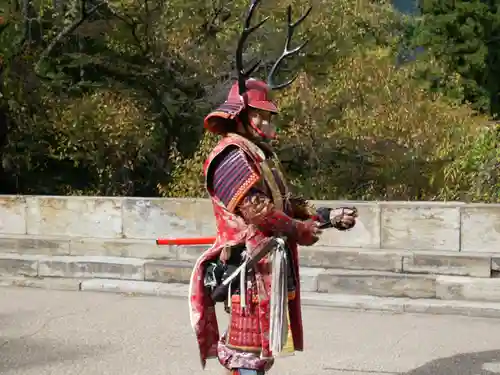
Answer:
[0,0,209,195]
[0,0,497,201]
[410,0,500,117]
[402,0,500,201]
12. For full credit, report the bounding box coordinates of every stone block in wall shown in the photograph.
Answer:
[403,252,491,278]
[0,196,26,235]
[176,245,212,262]
[299,267,324,292]
[26,197,122,238]
[38,256,145,280]
[69,238,176,260]
[381,202,461,251]
[309,201,380,248]
[122,198,215,239]
[0,254,39,277]
[0,235,70,255]
[194,199,217,236]
[317,269,436,298]
[461,204,500,252]
[299,247,403,272]
[436,276,500,302]
[144,260,193,283]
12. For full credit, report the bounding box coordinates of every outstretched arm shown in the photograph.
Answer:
[237,189,321,246]
[207,146,321,246]
[288,196,358,231]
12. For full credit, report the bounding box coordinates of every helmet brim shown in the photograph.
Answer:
[203,100,245,134]
[248,101,278,114]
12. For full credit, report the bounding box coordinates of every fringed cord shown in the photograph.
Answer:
[269,237,288,356]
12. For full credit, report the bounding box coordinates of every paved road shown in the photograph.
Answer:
[2,288,500,375]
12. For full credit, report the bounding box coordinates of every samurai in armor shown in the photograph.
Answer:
[188,1,358,374]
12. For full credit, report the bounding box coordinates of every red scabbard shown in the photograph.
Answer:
[156,237,216,246]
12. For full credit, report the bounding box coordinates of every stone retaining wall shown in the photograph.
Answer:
[1,196,500,302]
[1,196,499,251]
[2,253,500,302]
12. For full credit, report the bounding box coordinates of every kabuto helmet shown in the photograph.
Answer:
[204,0,312,138]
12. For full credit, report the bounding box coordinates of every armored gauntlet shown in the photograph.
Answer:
[238,193,321,245]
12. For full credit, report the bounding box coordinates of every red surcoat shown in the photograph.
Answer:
[188,133,306,371]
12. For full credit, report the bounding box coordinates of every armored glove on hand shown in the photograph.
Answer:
[330,207,357,231]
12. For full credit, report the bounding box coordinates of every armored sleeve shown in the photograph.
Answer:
[288,196,316,220]
[237,190,318,246]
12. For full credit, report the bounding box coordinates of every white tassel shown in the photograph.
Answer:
[269,238,288,355]
[240,263,246,310]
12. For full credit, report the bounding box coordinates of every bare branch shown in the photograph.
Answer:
[196,0,231,44]
[104,1,150,55]
[35,0,105,72]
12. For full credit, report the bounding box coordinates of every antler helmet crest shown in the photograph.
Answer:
[204,0,312,134]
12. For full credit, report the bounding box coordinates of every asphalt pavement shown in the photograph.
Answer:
[1,287,500,375]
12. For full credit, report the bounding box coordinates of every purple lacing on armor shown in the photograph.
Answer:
[210,147,256,207]
[218,101,244,116]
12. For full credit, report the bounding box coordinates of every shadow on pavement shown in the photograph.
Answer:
[405,350,500,375]
[0,336,108,372]
[325,350,500,374]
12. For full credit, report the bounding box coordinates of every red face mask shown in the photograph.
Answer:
[246,108,276,140]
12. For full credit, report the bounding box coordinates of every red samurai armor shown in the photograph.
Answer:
[188,1,357,374]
